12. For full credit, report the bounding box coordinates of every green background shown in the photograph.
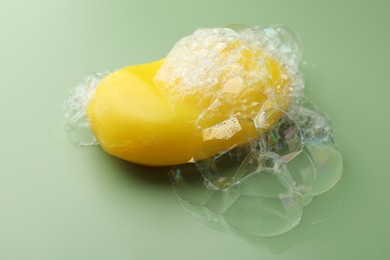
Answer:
[1,0,389,259]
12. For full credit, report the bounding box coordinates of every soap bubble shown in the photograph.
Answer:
[288,99,343,195]
[171,101,342,237]
[64,72,108,146]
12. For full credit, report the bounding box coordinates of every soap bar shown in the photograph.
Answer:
[86,27,295,166]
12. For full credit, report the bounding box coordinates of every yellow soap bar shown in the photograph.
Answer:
[86,29,290,166]
[87,60,205,166]
[87,60,286,166]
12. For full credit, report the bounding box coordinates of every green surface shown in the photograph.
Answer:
[1,0,389,259]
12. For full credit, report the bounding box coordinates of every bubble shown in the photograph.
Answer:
[258,109,304,162]
[223,23,252,32]
[171,100,342,237]
[288,99,343,195]
[170,164,228,232]
[170,164,213,205]
[222,194,303,237]
[170,162,304,237]
[306,142,343,195]
[262,25,303,65]
[64,72,108,146]
[287,151,316,206]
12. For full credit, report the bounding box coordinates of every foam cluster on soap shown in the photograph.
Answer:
[155,26,304,118]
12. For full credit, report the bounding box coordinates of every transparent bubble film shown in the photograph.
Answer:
[64,72,109,146]
[64,25,343,238]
